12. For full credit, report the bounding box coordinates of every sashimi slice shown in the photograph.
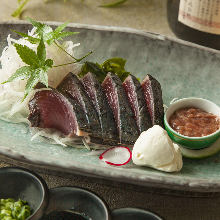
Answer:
[102,73,139,144]
[28,90,88,136]
[123,74,152,133]
[82,72,118,143]
[57,73,102,138]
[141,74,164,127]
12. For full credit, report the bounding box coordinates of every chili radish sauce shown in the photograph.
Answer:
[169,107,220,137]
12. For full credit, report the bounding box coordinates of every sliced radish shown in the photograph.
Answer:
[99,146,132,166]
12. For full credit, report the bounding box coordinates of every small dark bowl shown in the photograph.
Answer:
[112,208,163,220]
[0,167,49,220]
[42,186,110,220]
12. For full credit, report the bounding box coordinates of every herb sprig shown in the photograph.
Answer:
[13,18,78,46]
[2,18,92,100]
[3,37,53,100]
[12,0,128,18]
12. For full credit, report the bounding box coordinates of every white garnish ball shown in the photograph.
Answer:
[132,125,183,172]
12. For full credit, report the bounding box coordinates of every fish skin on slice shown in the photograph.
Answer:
[28,90,88,136]
[81,72,118,144]
[141,74,164,127]
[57,73,102,139]
[123,74,152,134]
[102,72,139,145]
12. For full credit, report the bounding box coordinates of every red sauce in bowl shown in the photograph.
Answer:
[169,107,220,137]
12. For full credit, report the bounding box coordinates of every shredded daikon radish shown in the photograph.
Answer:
[82,138,91,150]
[30,127,110,149]
[30,127,83,147]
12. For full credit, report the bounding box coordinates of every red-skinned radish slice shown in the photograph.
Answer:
[99,146,132,166]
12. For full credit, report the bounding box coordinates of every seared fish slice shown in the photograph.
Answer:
[28,90,88,136]
[102,72,139,145]
[57,73,102,138]
[123,74,152,133]
[82,72,118,144]
[141,74,164,127]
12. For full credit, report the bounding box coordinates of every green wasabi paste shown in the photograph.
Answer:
[0,198,31,220]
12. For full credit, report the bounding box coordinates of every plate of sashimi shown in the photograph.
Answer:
[0,18,219,192]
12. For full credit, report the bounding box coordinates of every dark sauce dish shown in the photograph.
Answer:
[112,208,163,220]
[0,167,49,220]
[41,186,110,220]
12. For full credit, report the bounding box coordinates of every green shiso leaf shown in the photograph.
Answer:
[101,57,130,81]
[79,57,130,82]
[79,61,106,82]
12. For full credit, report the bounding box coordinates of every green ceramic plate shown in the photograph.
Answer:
[0,21,220,193]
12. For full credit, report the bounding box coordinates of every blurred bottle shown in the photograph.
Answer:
[167,0,220,50]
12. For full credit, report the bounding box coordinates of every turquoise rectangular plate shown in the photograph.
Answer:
[0,21,220,193]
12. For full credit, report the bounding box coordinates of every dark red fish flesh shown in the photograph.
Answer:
[123,74,152,133]
[141,74,164,127]
[102,73,139,144]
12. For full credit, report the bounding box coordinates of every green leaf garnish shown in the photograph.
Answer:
[2,66,33,84]
[12,19,78,48]
[79,57,130,82]
[44,59,53,67]
[79,62,106,82]
[101,57,129,81]
[3,35,53,100]
[26,17,78,45]
[11,30,39,44]
[14,43,40,67]
[99,0,128,8]
[39,68,49,87]
[26,17,53,39]
[13,18,90,63]
[54,22,69,33]
[24,69,42,100]
[3,18,91,100]
[37,37,46,64]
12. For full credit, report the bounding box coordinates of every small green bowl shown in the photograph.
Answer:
[164,97,220,150]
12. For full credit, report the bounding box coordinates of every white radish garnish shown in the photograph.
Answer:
[99,146,132,166]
